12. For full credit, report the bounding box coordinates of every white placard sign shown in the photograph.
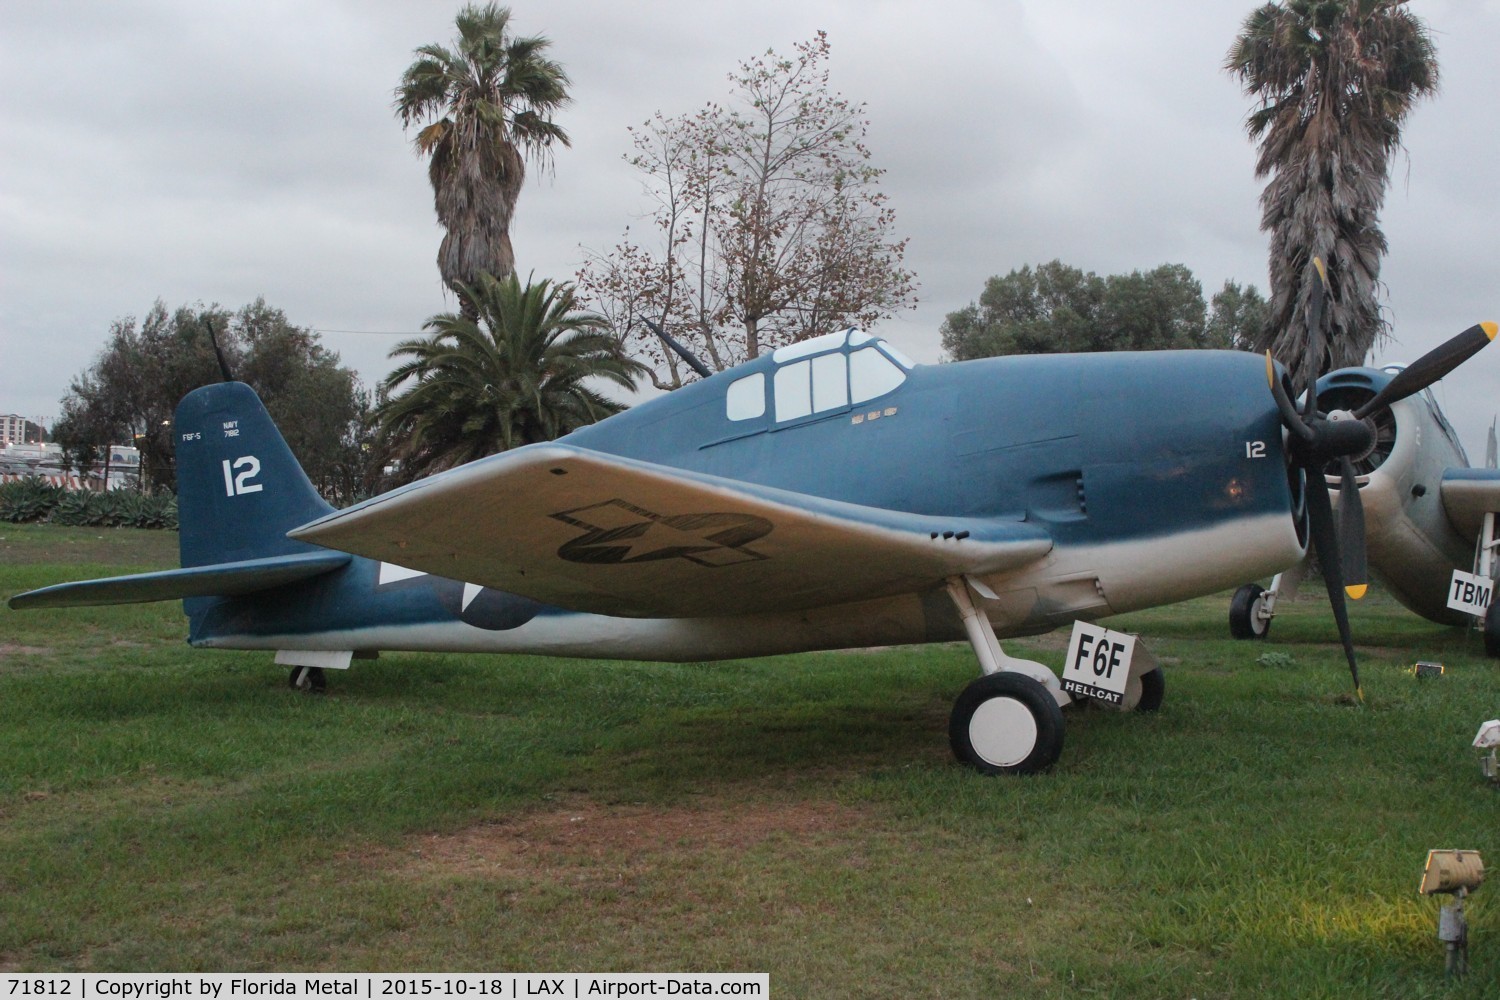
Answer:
[1447,570,1494,617]
[1061,621,1135,705]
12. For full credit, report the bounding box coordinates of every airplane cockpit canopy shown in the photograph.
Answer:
[723,329,916,424]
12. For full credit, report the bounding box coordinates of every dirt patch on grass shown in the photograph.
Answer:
[0,525,179,567]
[389,796,871,879]
[0,643,54,658]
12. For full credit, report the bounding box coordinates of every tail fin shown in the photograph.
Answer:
[8,383,347,612]
[174,382,334,568]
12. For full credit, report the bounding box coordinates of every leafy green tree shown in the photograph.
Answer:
[1207,280,1270,351]
[1227,0,1438,390]
[579,33,916,388]
[50,370,131,487]
[396,3,571,314]
[377,273,647,482]
[941,261,1258,361]
[53,299,366,498]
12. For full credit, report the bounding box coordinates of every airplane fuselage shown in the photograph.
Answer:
[191,344,1305,661]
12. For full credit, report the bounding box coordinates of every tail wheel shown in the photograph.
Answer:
[949,672,1064,775]
[1229,583,1271,640]
[289,665,327,693]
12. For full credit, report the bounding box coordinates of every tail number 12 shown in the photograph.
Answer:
[222,456,264,496]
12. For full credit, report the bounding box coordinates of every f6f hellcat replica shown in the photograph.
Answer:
[12,298,1495,774]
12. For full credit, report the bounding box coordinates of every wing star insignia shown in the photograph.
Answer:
[551,498,772,567]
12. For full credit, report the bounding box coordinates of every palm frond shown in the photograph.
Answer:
[375,273,645,482]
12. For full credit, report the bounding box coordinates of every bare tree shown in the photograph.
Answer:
[580,33,917,389]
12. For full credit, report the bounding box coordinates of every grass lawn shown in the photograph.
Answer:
[2,522,1498,997]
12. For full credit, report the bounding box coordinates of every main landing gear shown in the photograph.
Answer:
[1229,583,1273,639]
[949,672,1064,775]
[944,576,1162,775]
[1229,566,1307,641]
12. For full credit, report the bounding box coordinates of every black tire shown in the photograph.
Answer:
[949,672,1065,775]
[1094,666,1165,713]
[288,665,327,693]
[1486,600,1500,659]
[1134,667,1165,713]
[1229,583,1271,640]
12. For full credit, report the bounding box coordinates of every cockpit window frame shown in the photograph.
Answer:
[721,328,912,428]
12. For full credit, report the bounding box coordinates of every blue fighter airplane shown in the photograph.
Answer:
[9,320,1495,774]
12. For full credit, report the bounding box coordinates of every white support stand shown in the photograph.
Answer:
[945,576,1071,707]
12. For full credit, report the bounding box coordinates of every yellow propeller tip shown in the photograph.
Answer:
[1356,687,1365,704]
[1265,350,1276,388]
[1483,321,1497,341]
[1346,584,1368,600]
[1312,257,1329,285]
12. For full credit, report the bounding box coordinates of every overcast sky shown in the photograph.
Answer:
[2,0,1497,456]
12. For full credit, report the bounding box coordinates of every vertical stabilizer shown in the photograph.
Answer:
[174,382,335,568]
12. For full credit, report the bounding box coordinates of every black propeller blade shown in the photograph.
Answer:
[1352,322,1498,421]
[1265,352,1314,443]
[1303,472,1362,699]
[1337,456,1367,601]
[1299,257,1330,403]
[1263,258,1496,701]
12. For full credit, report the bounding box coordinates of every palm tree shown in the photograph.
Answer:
[377,273,647,481]
[395,4,571,313]
[1227,0,1437,391]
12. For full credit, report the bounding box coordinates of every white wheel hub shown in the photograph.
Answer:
[1250,595,1269,635]
[968,696,1038,768]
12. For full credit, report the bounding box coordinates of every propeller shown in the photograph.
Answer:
[1350,322,1497,421]
[1265,259,1497,700]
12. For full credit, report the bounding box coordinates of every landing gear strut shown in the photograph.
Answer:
[944,576,1068,774]
[288,665,327,693]
[1229,566,1307,641]
[1480,512,1498,660]
[942,576,1164,775]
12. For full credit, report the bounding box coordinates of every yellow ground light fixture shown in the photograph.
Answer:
[1419,849,1485,977]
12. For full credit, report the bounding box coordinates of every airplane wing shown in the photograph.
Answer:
[289,444,1053,618]
[1440,468,1500,541]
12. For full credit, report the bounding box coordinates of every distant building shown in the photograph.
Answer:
[0,413,33,445]
[1,441,140,489]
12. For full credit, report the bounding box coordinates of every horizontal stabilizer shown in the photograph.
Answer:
[1440,468,1500,540]
[289,443,1054,618]
[7,551,351,610]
